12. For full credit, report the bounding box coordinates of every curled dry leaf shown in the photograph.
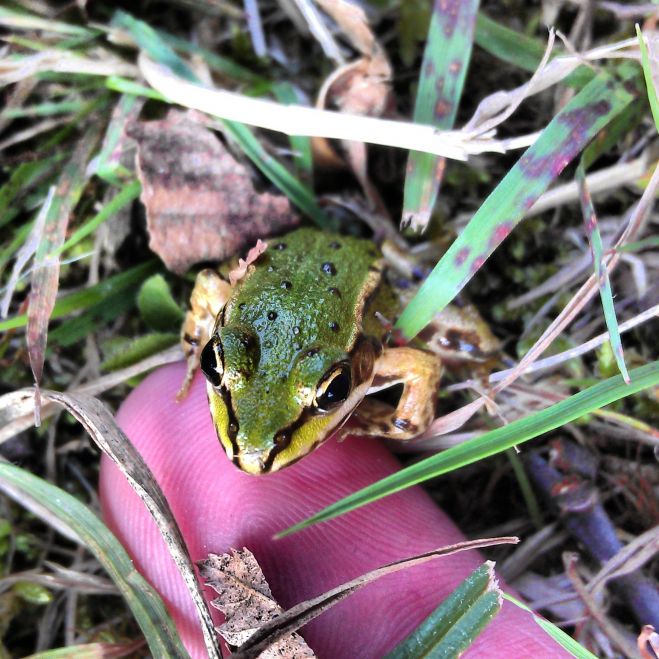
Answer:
[313,1,392,215]
[130,110,299,274]
[199,548,315,657]
[228,239,268,287]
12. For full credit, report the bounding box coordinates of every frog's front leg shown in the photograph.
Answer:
[178,269,232,400]
[352,347,442,439]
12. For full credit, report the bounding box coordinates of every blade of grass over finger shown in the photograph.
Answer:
[577,163,629,383]
[277,360,659,537]
[402,0,479,231]
[395,67,636,340]
[385,562,501,659]
[113,10,333,228]
[0,463,189,658]
[636,25,659,132]
[504,594,598,659]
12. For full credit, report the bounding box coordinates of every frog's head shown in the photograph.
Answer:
[199,324,377,474]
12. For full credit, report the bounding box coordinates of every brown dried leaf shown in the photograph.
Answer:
[130,111,299,274]
[199,549,315,657]
[314,9,392,215]
[315,0,375,57]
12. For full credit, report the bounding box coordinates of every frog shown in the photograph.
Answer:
[180,227,499,475]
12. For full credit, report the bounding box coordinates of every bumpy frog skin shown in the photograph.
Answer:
[180,228,498,475]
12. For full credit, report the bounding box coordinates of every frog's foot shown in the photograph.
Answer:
[178,269,232,401]
[352,347,442,440]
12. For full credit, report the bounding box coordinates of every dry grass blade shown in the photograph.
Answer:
[139,54,496,160]
[0,346,182,444]
[27,125,101,422]
[0,185,54,318]
[40,390,222,659]
[231,537,518,659]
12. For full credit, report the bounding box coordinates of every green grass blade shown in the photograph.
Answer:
[0,6,97,37]
[0,261,158,332]
[95,94,143,185]
[272,82,313,181]
[0,463,189,658]
[395,68,636,340]
[385,562,501,658]
[57,180,141,256]
[0,155,65,229]
[636,25,659,132]
[504,594,598,659]
[475,13,546,72]
[402,0,479,231]
[577,163,629,383]
[277,360,659,537]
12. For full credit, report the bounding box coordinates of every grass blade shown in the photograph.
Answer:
[277,360,659,537]
[402,0,479,231]
[636,25,659,132]
[395,67,636,340]
[0,463,189,658]
[577,163,629,383]
[0,261,158,332]
[27,123,102,410]
[385,562,501,658]
[504,594,598,659]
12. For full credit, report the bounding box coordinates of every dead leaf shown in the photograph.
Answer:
[199,548,315,657]
[312,1,393,216]
[226,537,517,659]
[130,111,299,274]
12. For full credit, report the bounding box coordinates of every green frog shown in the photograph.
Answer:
[181,227,498,475]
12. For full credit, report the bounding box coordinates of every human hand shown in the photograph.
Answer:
[100,363,567,657]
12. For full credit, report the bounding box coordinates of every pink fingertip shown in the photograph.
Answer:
[100,363,569,658]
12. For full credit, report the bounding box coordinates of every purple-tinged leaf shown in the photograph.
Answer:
[27,125,102,421]
[396,68,636,340]
[402,0,480,232]
[577,163,630,383]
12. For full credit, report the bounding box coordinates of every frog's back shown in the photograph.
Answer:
[225,228,386,378]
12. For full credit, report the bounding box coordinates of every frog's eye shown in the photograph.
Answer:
[315,364,352,412]
[200,339,223,388]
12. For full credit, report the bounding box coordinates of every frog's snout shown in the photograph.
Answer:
[235,449,268,475]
